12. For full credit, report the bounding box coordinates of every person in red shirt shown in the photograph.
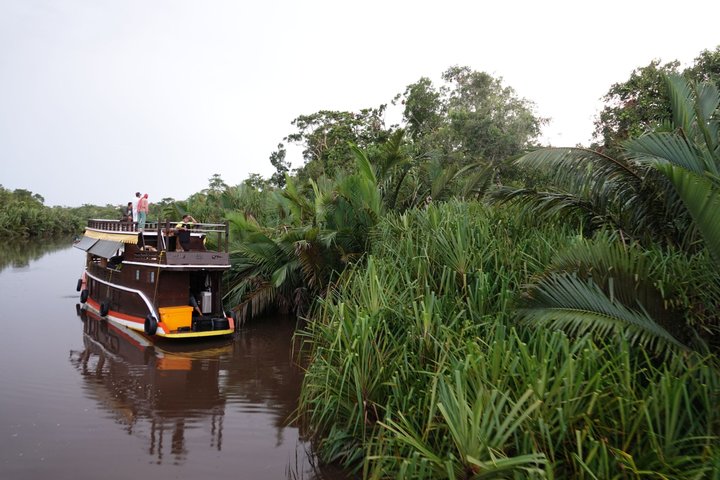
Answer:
[137,193,149,231]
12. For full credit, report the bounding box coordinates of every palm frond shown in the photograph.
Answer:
[664,74,720,172]
[690,79,720,158]
[665,74,695,136]
[492,186,607,231]
[507,147,657,237]
[377,129,409,180]
[655,164,720,266]
[429,159,458,199]
[518,235,708,354]
[350,143,377,185]
[625,133,706,174]
[515,147,642,188]
[457,162,495,199]
[519,272,689,355]
[282,175,316,225]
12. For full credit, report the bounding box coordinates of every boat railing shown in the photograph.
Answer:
[87,218,149,232]
[86,219,230,254]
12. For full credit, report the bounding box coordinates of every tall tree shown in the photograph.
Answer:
[593,59,680,151]
[268,143,290,188]
[395,67,545,184]
[443,66,545,167]
[593,46,720,152]
[396,77,446,142]
[685,46,720,85]
[286,107,390,181]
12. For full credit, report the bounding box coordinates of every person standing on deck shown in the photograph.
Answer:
[131,192,140,222]
[137,193,149,231]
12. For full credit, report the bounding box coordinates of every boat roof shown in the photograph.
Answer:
[75,218,231,265]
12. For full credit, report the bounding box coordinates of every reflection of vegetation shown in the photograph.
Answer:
[0,238,73,272]
[223,317,305,426]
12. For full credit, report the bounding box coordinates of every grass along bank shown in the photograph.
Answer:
[297,200,719,479]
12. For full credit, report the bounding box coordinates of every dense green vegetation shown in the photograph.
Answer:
[222,61,718,476]
[299,202,718,478]
[7,49,720,477]
[593,47,720,153]
[0,185,120,239]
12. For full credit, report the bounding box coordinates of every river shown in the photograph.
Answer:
[0,242,345,480]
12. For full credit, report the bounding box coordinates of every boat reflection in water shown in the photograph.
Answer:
[67,305,346,479]
[70,305,231,464]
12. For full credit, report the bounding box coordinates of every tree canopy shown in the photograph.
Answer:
[593,45,720,151]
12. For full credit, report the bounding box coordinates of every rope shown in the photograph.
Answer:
[152,250,165,306]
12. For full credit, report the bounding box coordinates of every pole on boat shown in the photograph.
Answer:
[224,221,229,253]
[156,219,162,251]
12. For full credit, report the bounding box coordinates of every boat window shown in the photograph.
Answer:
[149,271,155,283]
[135,270,140,281]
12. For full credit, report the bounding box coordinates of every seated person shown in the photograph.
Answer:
[189,293,202,316]
[107,254,124,269]
[163,227,177,251]
[175,214,198,251]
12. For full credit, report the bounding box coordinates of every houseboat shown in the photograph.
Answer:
[74,219,235,339]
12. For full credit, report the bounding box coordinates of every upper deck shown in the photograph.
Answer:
[76,219,230,267]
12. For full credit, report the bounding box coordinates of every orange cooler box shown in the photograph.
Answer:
[159,306,193,331]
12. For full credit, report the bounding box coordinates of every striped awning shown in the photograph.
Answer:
[73,236,98,251]
[83,229,138,244]
[88,239,123,259]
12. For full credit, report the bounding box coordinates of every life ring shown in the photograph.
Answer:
[100,302,109,317]
[80,289,89,303]
[76,278,83,292]
[144,315,158,335]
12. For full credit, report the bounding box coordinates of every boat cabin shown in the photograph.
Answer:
[74,219,234,339]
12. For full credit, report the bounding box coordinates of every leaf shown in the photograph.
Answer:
[350,143,377,185]
[520,272,689,355]
[625,133,706,175]
[656,163,720,267]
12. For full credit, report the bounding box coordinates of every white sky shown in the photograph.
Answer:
[1,0,718,207]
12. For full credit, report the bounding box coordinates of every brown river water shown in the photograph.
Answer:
[0,242,348,480]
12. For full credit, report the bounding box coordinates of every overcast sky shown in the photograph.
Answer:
[1,0,718,207]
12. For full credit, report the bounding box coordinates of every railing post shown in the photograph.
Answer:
[224,222,229,253]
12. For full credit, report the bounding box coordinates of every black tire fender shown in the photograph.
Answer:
[76,278,83,292]
[100,302,109,317]
[144,315,158,335]
[80,289,89,303]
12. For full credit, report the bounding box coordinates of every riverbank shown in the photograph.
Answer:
[298,201,720,478]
